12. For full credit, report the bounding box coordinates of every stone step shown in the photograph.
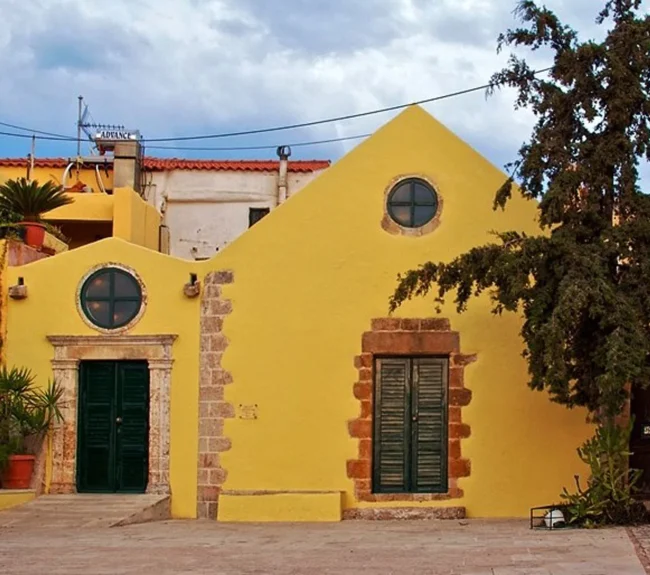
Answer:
[0,493,170,529]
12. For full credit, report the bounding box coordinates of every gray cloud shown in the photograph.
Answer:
[0,0,645,178]
[27,12,150,72]
[234,0,398,54]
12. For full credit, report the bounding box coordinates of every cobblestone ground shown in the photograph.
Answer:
[0,519,647,575]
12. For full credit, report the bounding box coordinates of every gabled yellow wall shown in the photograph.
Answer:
[5,240,200,518]
[2,106,593,519]
[208,106,592,517]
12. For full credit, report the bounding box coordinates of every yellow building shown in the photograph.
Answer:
[0,152,164,252]
[1,106,593,521]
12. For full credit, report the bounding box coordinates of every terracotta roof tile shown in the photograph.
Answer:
[142,158,330,172]
[0,157,330,173]
[0,158,69,168]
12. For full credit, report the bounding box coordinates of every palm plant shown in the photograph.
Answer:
[0,178,74,222]
[0,366,63,470]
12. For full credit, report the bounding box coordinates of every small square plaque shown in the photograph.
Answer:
[238,404,258,420]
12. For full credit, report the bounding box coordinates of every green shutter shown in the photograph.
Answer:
[411,358,448,493]
[373,357,448,494]
[116,363,150,492]
[373,358,410,493]
[77,362,117,492]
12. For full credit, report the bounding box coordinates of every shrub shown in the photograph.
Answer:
[561,420,649,527]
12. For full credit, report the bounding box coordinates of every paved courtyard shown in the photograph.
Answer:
[0,518,648,575]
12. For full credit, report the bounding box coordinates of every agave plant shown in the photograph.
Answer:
[0,178,74,222]
[0,366,63,469]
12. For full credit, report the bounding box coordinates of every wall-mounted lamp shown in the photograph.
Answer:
[183,272,201,298]
[9,277,28,300]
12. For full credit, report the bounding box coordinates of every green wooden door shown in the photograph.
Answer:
[373,357,448,494]
[77,361,150,493]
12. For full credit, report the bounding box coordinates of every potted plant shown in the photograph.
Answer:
[0,178,73,249]
[0,366,63,489]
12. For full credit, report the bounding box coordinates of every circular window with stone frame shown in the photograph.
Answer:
[382,175,443,237]
[77,264,146,332]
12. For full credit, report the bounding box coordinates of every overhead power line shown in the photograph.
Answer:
[0,129,370,152]
[0,121,77,141]
[0,66,553,147]
[143,67,553,143]
[146,133,372,151]
[0,130,76,142]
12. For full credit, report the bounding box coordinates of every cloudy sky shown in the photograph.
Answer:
[0,0,645,177]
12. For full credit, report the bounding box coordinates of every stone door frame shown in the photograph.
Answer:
[47,334,176,495]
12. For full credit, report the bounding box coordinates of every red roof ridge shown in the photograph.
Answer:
[0,157,331,173]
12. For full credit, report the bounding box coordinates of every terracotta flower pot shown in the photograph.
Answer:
[2,454,35,489]
[20,222,46,249]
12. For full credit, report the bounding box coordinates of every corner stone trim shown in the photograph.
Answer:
[347,318,476,513]
[197,270,235,519]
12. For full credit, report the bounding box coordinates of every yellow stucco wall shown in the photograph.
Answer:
[45,194,114,222]
[218,492,343,522]
[1,106,593,519]
[112,187,161,251]
[4,240,201,518]
[0,165,112,193]
[46,187,160,251]
[208,106,593,518]
[0,490,36,510]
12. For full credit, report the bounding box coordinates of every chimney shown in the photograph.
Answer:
[113,140,142,194]
[276,145,291,205]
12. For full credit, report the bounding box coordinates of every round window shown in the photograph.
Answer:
[387,178,439,228]
[80,267,143,330]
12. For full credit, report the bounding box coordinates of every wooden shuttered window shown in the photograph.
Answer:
[372,357,448,494]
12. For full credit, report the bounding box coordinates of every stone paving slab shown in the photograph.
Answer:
[0,494,170,529]
[0,518,645,575]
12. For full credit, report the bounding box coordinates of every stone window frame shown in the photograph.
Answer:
[47,334,176,496]
[75,262,148,335]
[347,318,475,505]
[381,174,444,237]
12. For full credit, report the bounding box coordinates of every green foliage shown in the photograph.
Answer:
[390,1,650,420]
[0,178,73,222]
[0,366,63,470]
[0,204,24,240]
[0,206,22,226]
[561,421,648,527]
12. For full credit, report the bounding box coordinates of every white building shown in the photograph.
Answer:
[143,158,329,260]
[0,151,330,259]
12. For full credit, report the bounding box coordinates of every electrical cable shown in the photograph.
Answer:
[0,130,370,152]
[0,130,77,142]
[145,133,372,152]
[0,67,553,147]
[0,122,77,140]
[143,67,553,142]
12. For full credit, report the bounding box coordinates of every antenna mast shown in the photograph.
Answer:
[77,95,83,158]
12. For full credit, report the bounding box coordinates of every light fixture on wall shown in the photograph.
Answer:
[8,277,28,300]
[183,272,201,298]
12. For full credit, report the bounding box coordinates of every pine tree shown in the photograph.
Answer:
[390,0,650,420]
